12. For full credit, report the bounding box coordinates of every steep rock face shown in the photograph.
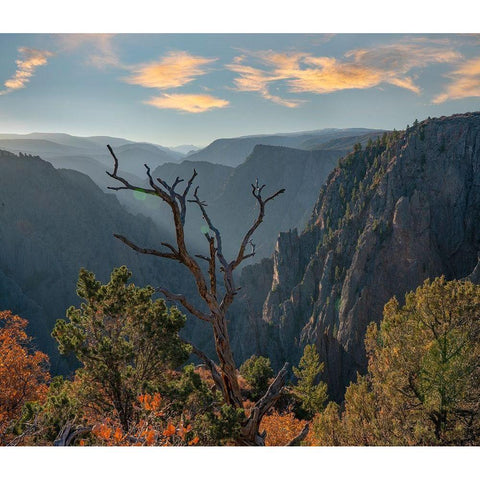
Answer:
[244,113,480,399]
[210,145,342,261]
[229,257,274,361]
[152,144,343,263]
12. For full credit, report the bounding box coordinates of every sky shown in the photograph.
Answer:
[0,33,480,147]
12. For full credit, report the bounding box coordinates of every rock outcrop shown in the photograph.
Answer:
[238,112,480,400]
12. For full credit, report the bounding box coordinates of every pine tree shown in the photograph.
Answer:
[313,277,480,445]
[239,355,274,400]
[52,266,190,431]
[292,345,328,419]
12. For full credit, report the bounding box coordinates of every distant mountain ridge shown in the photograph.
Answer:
[0,128,385,265]
[0,149,196,373]
[183,128,384,167]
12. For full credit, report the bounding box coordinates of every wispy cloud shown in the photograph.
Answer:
[227,55,303,107]
[227,42,462,106]
[0,47,53,95]
[433,57,480,104]
[56,34,122,69]
[145,93,229,113]
[125,51,216,89]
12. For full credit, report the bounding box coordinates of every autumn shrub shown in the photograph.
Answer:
[0,311,50,444]
[260,410,308,446]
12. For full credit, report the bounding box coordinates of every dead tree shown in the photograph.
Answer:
[106,145,287,445]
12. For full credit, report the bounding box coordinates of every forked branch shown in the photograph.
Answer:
[156,287,211,323]
[107,145,287,445]
[232,179,285,270]
[180,337,225,396]
[114,234,180,261]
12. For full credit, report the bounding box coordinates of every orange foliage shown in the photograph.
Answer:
[0,311,50,438]
[260,410,309,446]
[89,393,196,446]
[138,393,163,413]
[162,423,176,437]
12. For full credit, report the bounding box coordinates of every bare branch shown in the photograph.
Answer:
[180,337,225,395]
[106,145,158,196]
[240,362,289,444]
[255,362,289,418]
[231,182,285,271]
[113,234,179,261]
[107,144,287,444]
[54,423,92,446]
[188,186,229,270]
[182,169,197,199]
[171,176,183,190]
[159,243,177,255]
[286,423,310,446]
[157,168,197,226]
[208,236,217,299]
[157,287,211,323]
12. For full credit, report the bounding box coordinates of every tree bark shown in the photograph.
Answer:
[106,146,287,445]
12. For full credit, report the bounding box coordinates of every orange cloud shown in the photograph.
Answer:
[433,57,480,104]
[286,56,386,94]
[1,47,53,95]
[145,93,229,113]
[226,59,301,107]
[228,43,462,105]
[125,51,216,90]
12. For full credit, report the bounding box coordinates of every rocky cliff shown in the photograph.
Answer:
[236,112,480,400]
[153,144,343,263]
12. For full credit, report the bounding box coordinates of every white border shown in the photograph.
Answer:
[0,0,479,33]
[0,2,478,478]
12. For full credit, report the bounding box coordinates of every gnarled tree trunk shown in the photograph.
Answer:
[106,145,287,445]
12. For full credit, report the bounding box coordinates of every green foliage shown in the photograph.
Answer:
[163,364,216,417]
[313,277,480,445]
[52,266,191,430]
[36,376,81,441]
[419,125,425,141]
[334,265,341,281]
[160,364,244,445]
[239,355,274,400]
[292,345,328,419]
[193,404,244,446]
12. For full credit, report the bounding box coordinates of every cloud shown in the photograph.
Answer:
[125,51,217,90]
[227,43,462,106]
[0,47,53,95]
[56,34,122,69]
[432,57,480,104]
[145,93,229,113]
[226,57,302,107]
